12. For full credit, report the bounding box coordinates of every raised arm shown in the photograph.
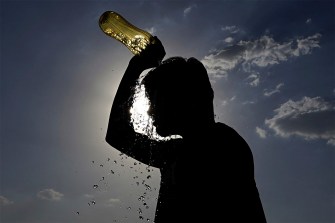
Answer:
[106,37,167,167]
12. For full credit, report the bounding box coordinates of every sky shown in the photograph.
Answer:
[0,0,334,222]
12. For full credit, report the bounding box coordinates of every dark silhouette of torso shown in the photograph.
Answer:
[153,123,265,223]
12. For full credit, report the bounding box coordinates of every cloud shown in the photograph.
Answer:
[264,83,284,97]
[242,100,255,105]
[265,97,335,146]
[183,4,197,17]
[224,37,234,43]
[221,25,240,34]
[0,195,13,206]
[221,96,236,106]
[306,18,312,24]
[37,189,64,201]
[256,127,267,139]
[201,44,245,78]
[201,34,321,78]
[246,73,260,87]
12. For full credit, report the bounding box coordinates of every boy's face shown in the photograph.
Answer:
[148,88,187,137]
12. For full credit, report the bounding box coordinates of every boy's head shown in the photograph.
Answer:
[143,57,214,136]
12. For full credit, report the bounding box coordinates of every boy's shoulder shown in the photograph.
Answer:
[213,122,250,147]
[213,122,238,135]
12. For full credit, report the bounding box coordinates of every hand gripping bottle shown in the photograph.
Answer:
[99,11,155,55]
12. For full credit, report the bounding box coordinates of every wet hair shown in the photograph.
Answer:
[143,57,214,123]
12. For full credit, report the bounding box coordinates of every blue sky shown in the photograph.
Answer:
[1,0,334,222]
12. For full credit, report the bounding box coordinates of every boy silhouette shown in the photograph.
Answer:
[106,37,266,223]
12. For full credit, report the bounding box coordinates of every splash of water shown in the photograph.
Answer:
[130,81,182,141]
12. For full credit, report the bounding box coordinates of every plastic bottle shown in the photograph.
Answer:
[99,11,154,55]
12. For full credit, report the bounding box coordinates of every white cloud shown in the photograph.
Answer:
[201,34,321,78]
[201,45,244,78]
[221,96,236,106]
[183,4,197,17]
[221,25,240,34]
[327,139,335,146]
[224,37,234,43]
[306,18,312,24]
[37,188,64,201]
[256,127,267,139]
[246,73,260,87]
[265,97,335,146]
[242,100,255,105]
[0,195,13,206]
[264,83,284,97]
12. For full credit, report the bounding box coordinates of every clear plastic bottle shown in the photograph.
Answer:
[99,11,154,55]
